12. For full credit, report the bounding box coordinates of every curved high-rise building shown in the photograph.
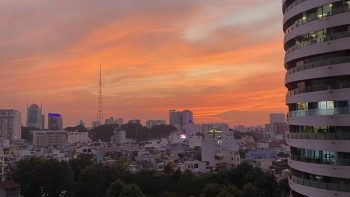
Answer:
[282,0,350,196]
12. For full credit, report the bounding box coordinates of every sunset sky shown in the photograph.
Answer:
[0,0,286,127]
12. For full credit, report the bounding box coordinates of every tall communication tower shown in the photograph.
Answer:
[98,65,103,122]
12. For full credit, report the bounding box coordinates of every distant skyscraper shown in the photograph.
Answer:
[26,104,43,130]
[283,1,350,196]
[169,110,182,127]
[182,110,193,125]
[41,114,45,130]
[267,113,288,137]
[0,110,21,141]
[146,120,166,128]
[169,110,193,129]
[48,113,63,130]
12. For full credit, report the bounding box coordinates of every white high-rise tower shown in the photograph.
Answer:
[283,0,350,196]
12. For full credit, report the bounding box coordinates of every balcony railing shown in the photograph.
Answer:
[283,0,307,14]
[287,132,350,140]
[285,7,350,35]
[288,107,350,118]
[290,155,350,166]
[286,31,350,54]
[286,56,350,75]
[287,81,350,96]
[290,176,350,192]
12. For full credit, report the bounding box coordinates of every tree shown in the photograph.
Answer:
[239,149,246,159]
[9,158,289,197]
[163,164,174,175]
[177,170,205,196]
[73,164,118,197]
[216,186,239,197]
[278,178,290,197]
[119,184,145,197]
[106,179,126,197]
[252,173,280,197]
[240,183,258,197]
[201,183,221,197]
[69,155,94,181]
[8,157,74,197]
[113,157,131,176]
[89,124,116,142]
[65,125,87,132]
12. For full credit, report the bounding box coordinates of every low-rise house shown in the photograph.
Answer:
[0,180,22,197]
[181,160,207,174]
[75,145,97,158]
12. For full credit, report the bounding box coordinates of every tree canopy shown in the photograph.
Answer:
[8,157,289,197]
[89,123,176,142]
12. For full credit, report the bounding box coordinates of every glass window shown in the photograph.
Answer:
[323,4,333,17]
[297,102,308,110]
[317,7,323,19]
[327,101,334,109]
[346,1,350,8]
[319,101,327,109]
[318,101,334,109]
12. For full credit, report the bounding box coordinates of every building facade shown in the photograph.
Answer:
[0,110,21,141]
[48,113,63,130]
[113,130,126,145]
[33,130,67,147]
[67,132,90,144]
[282,0,350,196]
[26,104,43,130]
[169,110,193,129]
[146,120,166,128]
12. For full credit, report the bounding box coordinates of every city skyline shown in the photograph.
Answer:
[0,0,285,126]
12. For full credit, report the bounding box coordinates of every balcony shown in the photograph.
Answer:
[286,31,350,54]
[285,7,350,35]
[287,132,350,140]
[287,81,350,96]
[288,107,350,118]
[290,175,350,193]
[286,56,350,75]
[290,155,350,166]
[283,0,307,14]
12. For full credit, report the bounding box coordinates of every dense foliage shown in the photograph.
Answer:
[65,125,88,132]
[89,123,176,142]
[8,157,289,197]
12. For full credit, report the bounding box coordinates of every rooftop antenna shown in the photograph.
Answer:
[98,65,103,122]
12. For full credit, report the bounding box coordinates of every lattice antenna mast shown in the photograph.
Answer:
[98,65,103,122]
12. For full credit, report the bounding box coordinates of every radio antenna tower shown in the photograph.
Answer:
[98,64,103,122]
